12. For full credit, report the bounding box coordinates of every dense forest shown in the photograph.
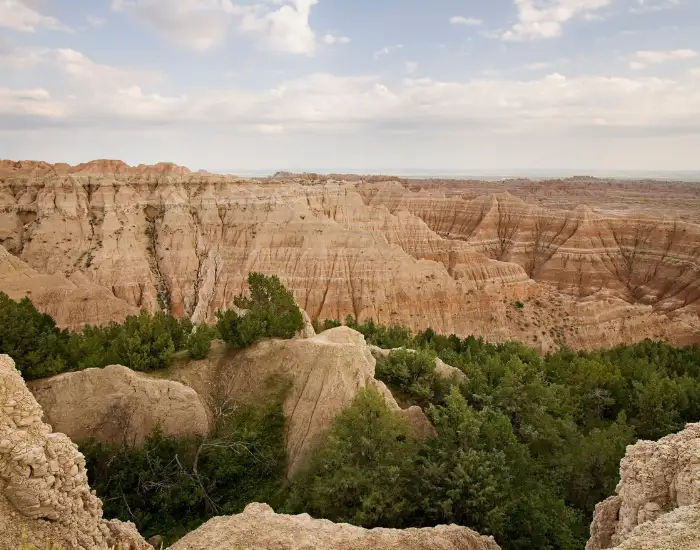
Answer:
[2,281,699,549]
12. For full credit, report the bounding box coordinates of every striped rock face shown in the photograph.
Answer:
[1,160,698,351]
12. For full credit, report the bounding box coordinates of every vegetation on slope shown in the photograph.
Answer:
[2,278,699,550]
[0,273,303,380]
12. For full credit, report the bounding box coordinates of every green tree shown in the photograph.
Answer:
[0,292,67,379]
[217,273,303,349]
[187,324,216,360]
[110,311,176,371]
[286,387,417,527]
[375,349,451,407]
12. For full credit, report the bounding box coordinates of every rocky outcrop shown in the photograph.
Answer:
[0,354,150,550]
[28,365,210,446]
[608,504,700,550]
[1,159,698,349]
[170,502,501,550]
[169,327,434,476]
[0,244,137,330]
[587,422,700,550]
[358,182,700,316]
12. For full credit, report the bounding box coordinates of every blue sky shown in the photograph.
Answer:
[1,0,699,173]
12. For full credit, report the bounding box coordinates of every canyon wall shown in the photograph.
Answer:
[1,160,698,350]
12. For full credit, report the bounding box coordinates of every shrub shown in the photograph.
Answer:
[187,324,216,360]
[83,400,287,545]
[109,311,177,371]
[0,292,68,379]
[216,273,303,349]
[375,349,451,408]
[285,387,418,527]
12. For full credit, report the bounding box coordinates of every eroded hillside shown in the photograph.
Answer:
[1,160,699,351]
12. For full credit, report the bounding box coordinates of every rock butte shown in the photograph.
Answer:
[170,502,502,550]
[587,422,700,550]
[167,326,434,476]
[0,159,699,352]
[28,365,210,447]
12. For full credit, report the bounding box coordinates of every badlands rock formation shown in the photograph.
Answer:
[587,422,700,550]
[0,354,150,550]
[1,159,698,350]
[29,365,210,446]
[170,502,501,550]
[169,327,434,475]
[0,244,137,330]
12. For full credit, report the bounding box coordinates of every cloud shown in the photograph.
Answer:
[450,16,483,26]
[630,49,698,69]
[111,0,328,54]
[3,47,700,138]
[322,33,350,45]
[0,87,66,118]
[630,0,682,14]
[373,44,403,60]
[86,15,106,27]
[0,0,70,32]
[405,61,418,75]
[502,0,611,41]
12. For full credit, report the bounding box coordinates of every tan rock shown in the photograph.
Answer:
[28,365,210,446]
[608,504,700,550]
[169,327,433,476]
[1,160,697,350]
[587,422,700,550]
[0,354,150,550]
[0,244,137,330]
[170,502,501,550]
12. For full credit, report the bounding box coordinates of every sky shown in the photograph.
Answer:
[1,0,700,174]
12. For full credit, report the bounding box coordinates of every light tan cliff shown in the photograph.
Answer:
[28,365,210,446]
[587,422,700,550]
[0,354,150,550]
[1,160,698,350]
[0,244,137,330]
[169,502,501,550]
[169,327,434,476]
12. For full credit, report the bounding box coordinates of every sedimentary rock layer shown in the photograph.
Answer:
[587,422,700,550]
[168,327,434,476]
[0,354,150,550]
[1,159,698,350]
[170,502,501,550]
[29,365,210,446]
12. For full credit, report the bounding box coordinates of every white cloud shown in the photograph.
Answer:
[0,0,69,32]
[405,61,418,75]
[631,49,698,69]
[630,0,682,14]
[3,47,700,138]
[111,0,328,54]
[322,33,350,45]
[502,0,611,41]
[373,44,403,60]
[0,87,65,118]
[86,15,106,27]
[450,16,483,26]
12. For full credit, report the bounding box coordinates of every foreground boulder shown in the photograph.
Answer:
[0,354,150,550]
[587,422,700,550]
[170,502,501,550]
[29,365,210,446]
[171,327,434,476]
